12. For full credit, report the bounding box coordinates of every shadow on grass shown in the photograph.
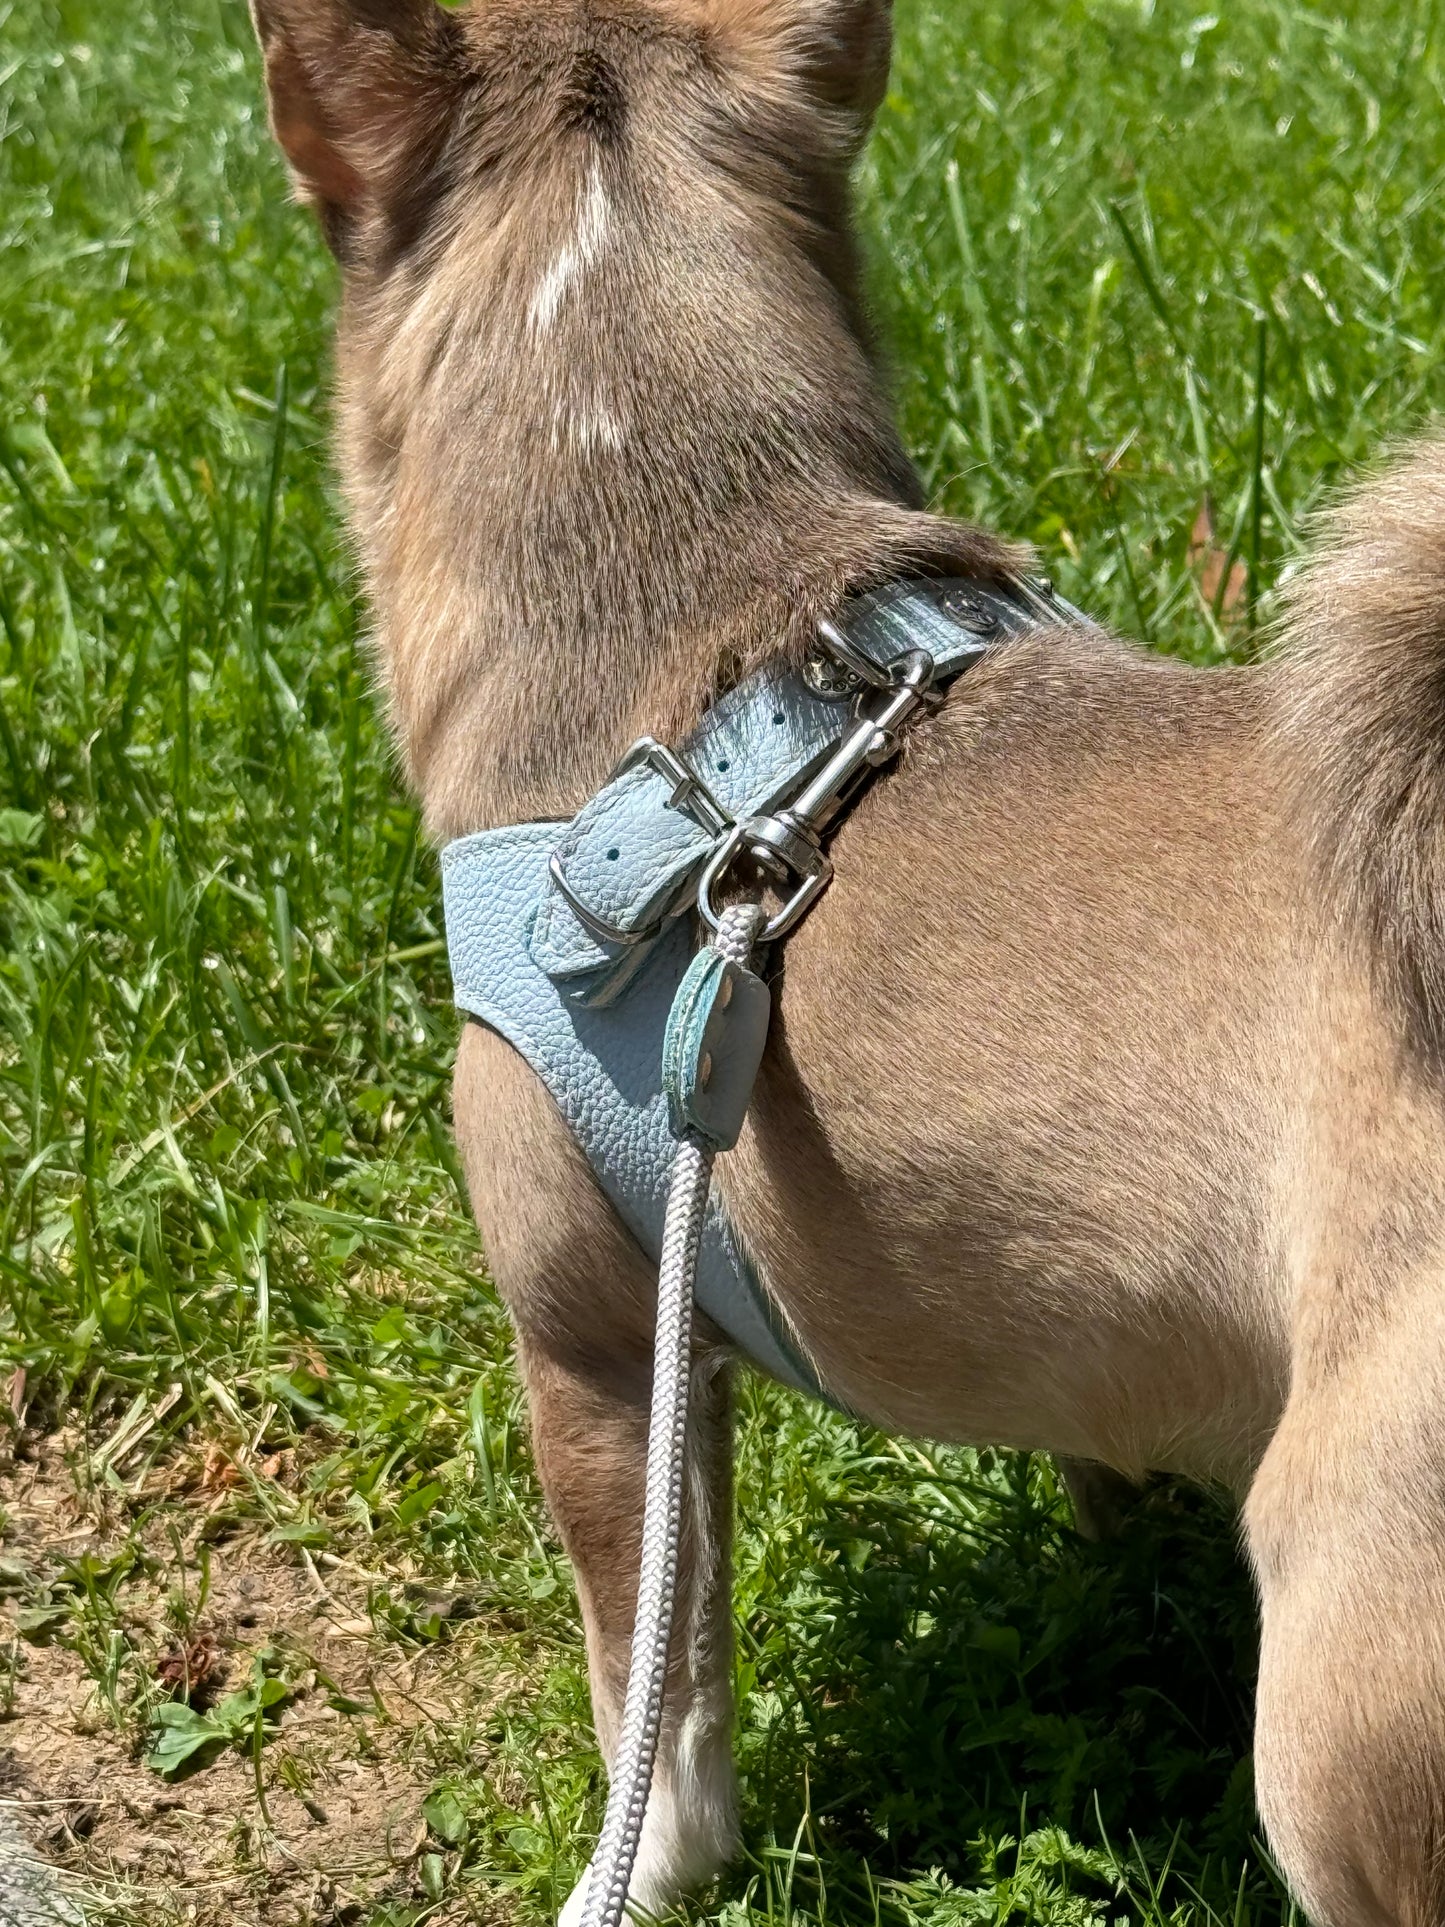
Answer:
[731,1438,1282,1922]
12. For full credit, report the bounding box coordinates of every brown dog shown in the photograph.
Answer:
[247,1,1445,1920]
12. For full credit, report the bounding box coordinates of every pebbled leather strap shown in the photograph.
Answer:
[530,577,1051,1003]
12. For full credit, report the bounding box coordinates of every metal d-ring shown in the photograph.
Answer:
[810,616,897,693]
[696,816,834,944]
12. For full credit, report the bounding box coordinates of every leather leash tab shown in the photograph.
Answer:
[662,950,772,1151]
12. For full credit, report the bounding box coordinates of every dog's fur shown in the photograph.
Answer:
[248,1,1445,1919]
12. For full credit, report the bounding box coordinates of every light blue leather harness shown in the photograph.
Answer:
[441,576,1057,1403]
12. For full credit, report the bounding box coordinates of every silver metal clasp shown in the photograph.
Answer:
[698,646,938,941]
[696,814,834,945]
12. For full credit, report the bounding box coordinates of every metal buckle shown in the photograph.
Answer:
[547,738,733,950]
[547,853,660,948]
[610,738,731,837]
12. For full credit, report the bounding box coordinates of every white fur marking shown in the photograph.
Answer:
[529,166,610,337]
[572,402,626,453]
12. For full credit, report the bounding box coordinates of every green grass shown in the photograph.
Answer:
[2,0,1441,1919]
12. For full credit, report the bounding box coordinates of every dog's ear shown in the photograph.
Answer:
[249,0,466,256]
[705,0,894,154]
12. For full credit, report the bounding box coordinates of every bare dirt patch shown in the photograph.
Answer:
[0,1431,526,1926]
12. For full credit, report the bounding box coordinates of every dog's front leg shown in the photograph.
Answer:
[521,1336,739,1924]
[454,1022,740,1921]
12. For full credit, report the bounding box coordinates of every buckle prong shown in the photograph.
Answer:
[612,738,731,837]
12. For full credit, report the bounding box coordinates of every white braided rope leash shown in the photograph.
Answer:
[576,902,765,1927]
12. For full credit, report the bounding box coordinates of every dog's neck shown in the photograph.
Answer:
[334,137,1008,842]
